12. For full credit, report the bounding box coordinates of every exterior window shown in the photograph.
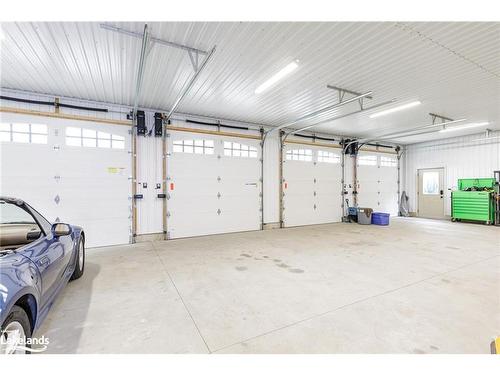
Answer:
[173,139,214,155]
[422,171,439,195]
[317,150,340,164]
[66,127,125,149]
[0,123,48,144]
[224,142,258,158]
[358,155,377,166]
[286,149,312,162]
[380,156,397,167]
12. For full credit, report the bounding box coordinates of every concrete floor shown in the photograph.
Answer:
[35,218,500,354]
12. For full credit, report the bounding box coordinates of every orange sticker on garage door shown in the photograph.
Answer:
[284,182,288,189]
[170,182,174,190]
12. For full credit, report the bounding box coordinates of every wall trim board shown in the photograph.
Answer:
[166,125,262,140]
[0,106,132,126]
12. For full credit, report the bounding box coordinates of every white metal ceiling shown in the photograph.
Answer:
[1,22,499,143]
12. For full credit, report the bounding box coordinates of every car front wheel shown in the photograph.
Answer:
[70,237,85,280]
[0,306,32,354]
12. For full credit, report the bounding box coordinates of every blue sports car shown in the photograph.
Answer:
[0,197,85,354]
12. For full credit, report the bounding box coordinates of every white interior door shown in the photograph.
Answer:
[356,151,399,215]
[417,167,445,219]
[166,131,261,239]
[283,144,342,227]
[0,117,131,248]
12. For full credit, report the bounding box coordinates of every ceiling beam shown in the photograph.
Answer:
[289,99,396,135]
[271,91,373,133]
[165,46,217,121]
[132,24,151,117]
[100,24,208,56]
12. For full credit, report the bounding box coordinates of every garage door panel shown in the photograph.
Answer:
[357,152,398,215]
[167,131,261,239]
[283,144,342,227]
[1,123,131,248]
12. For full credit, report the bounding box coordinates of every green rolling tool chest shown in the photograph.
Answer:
[451,178,495,224]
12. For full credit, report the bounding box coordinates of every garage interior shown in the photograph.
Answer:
[0,21,499,354]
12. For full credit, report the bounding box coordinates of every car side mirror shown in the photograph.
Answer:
[52,223,71,237]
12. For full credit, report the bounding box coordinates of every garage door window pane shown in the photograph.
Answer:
[82,138,96,147]
[286,149,312,162]
[66,127,81,137]
[380,156,397,167]
[98,138,111,148]
[194,146,203,154]
[12,123,30,133]
[423,171,439,195]
[173,144,183,153]
[12,133,29,143]
[66,137,81,147]
[31,124,47,134]
[184,145,193,153]
[82,129,96,138]
[0,123,10,132]
[98,131,111,139]
[205,140,214,148]
[31,134,48,144]
[112,135,124,141]
[358,155,377,166]
[318,150,340,163]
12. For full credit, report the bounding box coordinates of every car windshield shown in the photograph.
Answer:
[0,201,42,251]
[0,201,37,224]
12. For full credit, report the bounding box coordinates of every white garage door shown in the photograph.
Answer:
[356,151,399,215]
[283,143,342,227]
[0,118,131,248]
[166,130,261,239]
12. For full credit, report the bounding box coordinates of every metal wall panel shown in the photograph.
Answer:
[403,131,500,216]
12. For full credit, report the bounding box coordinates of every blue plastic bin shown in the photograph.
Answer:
[371,212,390,225]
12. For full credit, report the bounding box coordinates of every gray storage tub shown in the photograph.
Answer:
[357,207,373,225]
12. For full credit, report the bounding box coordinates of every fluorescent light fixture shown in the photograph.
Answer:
[369,101,421,118]
[255,61,298,94]
[439,122,489,133]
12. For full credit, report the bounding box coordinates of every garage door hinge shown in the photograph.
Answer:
[53,145,60,151]
[217,209,221,215]
[217,176,221,182]
[314,204,317,210]
[53,175,61,180]
[313,191,316,196]
[217,192,221,199]
[166,211,171,217]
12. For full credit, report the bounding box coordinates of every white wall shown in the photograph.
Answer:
[403,131,500,216]
[263,131,280,224]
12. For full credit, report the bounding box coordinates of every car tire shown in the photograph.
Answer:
[1,306,32,354]
[70,237,85,280]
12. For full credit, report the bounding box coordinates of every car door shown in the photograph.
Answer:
[24,203,74,302]
[21,235,66,304]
